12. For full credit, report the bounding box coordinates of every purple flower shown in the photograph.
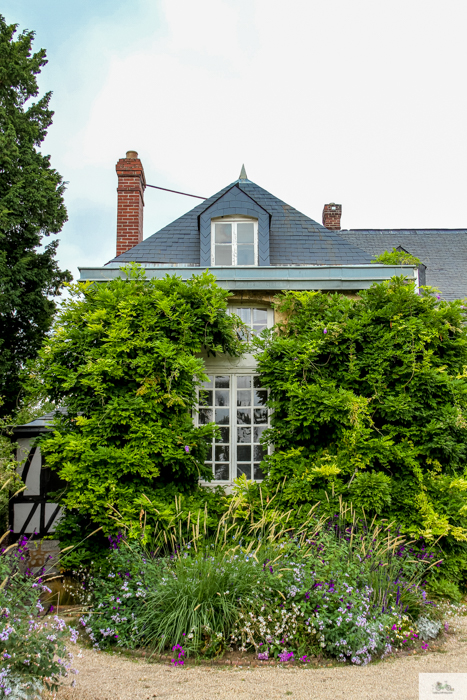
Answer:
[421,643,428,650]
[323,328,327,334]
[436,295,440,299]
[278,651,294,663]
[258,651,269,660]
[184,446,190,453]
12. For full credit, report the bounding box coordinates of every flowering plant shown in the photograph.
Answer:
[0,535,78,697]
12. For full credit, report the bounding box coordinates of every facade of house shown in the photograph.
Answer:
[78,153,420,488]
[13,152,466,537]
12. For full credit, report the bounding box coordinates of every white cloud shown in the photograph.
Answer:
[21,0,467,279]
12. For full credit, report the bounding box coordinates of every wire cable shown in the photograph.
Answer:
[146,183,206,200]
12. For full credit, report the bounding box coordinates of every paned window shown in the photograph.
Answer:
[211,219,258,266]
[196,374,269,482]
[235,307,268,337]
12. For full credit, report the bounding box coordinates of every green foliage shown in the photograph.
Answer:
[139,549,276,655]
[0,535,78,696]
[0,15,71,416]
[427,577,463,603]
[254,278,467,586]
[33,267,243,535]
[372,248,421,266]
[348,471,392,515]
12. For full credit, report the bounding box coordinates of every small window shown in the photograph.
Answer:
[211,219,258,266]
[228,305,274,340]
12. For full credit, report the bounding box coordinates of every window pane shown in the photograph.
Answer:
[252,309,267,325]
[237,427,251,443]
[253,376,263,389]
[237,245,255,265]
[215,390,229,407]
[205,445,213,461]
[216,427,229,443]
[254,390,268,406]
[214,464,229,480]
[198,409,212,425]
[237,464,251,479]
[254,445,265,460]
[199,390,212,407]
[215,408,230,425]
[254,463,264,480]
[237,409,251,425]
[215,245,232,265]
[215,223,232,243]
[253,408,268,424]
[237,308,251,324]
[237,223,255,243]
[215,376,230,388]
[237,445,251,461]
[254,426,267,442]
[215,445,229,462]
[201,376,213,388]
[237,376,251,389]
[236,390,251,407]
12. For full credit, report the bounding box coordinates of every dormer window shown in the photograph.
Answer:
[211,217,258,266]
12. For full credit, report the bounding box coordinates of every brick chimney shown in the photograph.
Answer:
[322,203,342,231]
[116,151,146,256]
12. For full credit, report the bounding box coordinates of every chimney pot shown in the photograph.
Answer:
[322,203,342,231]
[126,150,138,159]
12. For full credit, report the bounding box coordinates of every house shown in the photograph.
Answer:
[13,151,466,537]
[77,152,426,487]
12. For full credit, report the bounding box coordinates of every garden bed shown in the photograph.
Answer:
[52,610,467,700]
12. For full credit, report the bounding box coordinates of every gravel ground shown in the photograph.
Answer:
[55,614,467,700]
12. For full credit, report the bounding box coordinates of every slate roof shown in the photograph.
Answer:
[12,408,67,435]
[107,179,372,267]
[338,230,467,301]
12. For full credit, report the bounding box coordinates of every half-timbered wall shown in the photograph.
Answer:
[12,437,63,538]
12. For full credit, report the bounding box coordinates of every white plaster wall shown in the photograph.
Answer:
[13,503,41,534]
[16,438,41,495]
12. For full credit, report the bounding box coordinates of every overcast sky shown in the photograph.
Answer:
[4,0,467,282]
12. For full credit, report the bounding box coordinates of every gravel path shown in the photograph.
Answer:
[56,614,467,700]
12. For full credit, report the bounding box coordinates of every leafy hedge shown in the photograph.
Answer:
[255,278,467,591]
[31,266,243,542]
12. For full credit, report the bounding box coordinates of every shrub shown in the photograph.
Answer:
[30,266,243,537]
[139,548,278,656]
[0,535,78,697]
[254,277,467,587]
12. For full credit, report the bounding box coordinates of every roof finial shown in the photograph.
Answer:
[239,164,248,180]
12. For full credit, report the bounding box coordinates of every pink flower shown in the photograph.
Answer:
[422,643,428,650]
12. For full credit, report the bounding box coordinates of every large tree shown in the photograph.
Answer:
[0,15,71,416]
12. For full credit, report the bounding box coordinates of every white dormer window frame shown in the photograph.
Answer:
[211,216,258,267]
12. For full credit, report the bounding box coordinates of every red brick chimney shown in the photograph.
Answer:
[116,151,146,256]
[322,203,342,231]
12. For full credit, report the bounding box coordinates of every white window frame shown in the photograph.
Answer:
[211,217,258,267]
[195,373,271,483]
[228,303,274,337]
